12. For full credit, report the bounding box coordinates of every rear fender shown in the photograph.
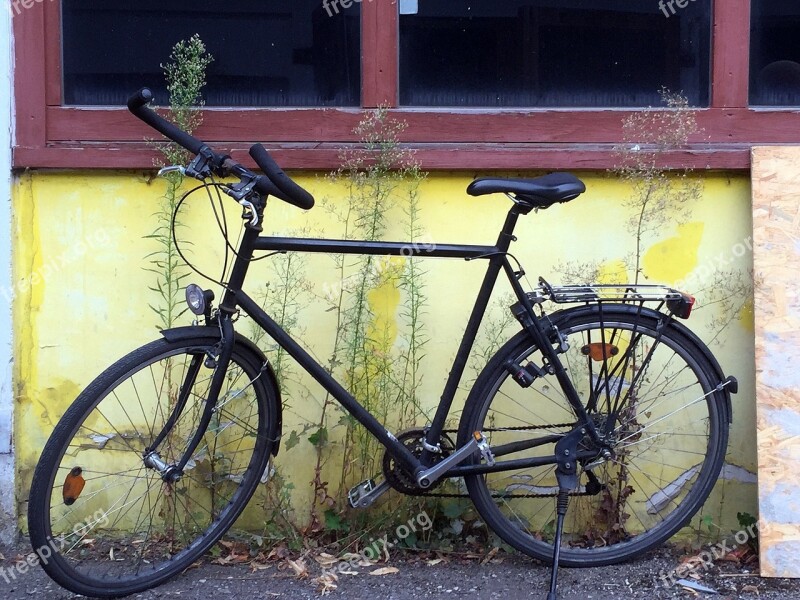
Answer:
[545,304,736,423]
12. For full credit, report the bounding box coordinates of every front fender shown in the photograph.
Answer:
[161,326,284,456]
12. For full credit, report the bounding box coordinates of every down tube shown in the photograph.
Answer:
[236,291,423,476]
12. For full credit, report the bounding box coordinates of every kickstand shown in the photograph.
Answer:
[545,428,582,600]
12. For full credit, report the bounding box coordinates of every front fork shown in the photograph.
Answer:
[144,314,236,482]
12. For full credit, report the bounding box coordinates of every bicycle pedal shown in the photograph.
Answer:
[348,478,390,509]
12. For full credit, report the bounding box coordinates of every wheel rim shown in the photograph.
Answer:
[470,317,723,561]
[37,343,269,588]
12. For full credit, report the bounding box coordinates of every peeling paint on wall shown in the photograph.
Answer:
[720,463,758,484]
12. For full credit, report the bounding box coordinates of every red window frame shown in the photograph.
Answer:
[13,0,799,171]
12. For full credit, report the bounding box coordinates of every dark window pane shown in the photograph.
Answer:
[751,0,800,106]
[399,0,711,107]
[62,0,360,107]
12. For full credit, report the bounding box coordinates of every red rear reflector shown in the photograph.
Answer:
[667,294,695,319]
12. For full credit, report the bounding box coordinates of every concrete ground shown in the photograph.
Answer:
[1,544,800,600]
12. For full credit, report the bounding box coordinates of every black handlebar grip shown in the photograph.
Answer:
[249,144,315,210]
[126,88,205,156]
[253,175,294,203]
[127,88,154,112]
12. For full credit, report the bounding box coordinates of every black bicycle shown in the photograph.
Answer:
[27,89,738,600]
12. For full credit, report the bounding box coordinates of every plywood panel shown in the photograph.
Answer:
[752,146,800,578]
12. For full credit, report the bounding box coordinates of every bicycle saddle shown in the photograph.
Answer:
[467,173,586,209]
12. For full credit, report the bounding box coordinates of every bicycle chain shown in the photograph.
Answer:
[415,490,595,499]
[413,422,595,499]
[438,422,579,435]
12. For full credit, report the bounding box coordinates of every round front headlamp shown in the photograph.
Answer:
[185,284,207,316]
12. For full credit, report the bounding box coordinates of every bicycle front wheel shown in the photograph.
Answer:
[28,335,279,598]
[459,304,730,567]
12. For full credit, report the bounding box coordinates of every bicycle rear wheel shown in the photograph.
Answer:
[459,304,730,567]
[28,335,279,598]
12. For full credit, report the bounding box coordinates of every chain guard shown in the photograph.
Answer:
[382,429,456,495]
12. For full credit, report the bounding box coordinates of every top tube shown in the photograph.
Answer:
[253,236,500,259]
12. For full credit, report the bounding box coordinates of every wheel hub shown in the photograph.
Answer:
[143,451,182,482]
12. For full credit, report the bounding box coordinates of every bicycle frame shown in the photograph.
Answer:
[211,203,600,482]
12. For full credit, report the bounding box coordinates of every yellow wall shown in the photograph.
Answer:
[12,170,755,536]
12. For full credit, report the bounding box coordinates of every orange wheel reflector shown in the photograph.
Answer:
[581,343,619,361]
[63,467,86,506]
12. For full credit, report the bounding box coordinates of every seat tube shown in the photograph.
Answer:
[421,207,522,459]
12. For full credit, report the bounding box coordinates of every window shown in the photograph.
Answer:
[750,0,800,106]
[400,0,711,107]
[13,0,800,170]
[62,0,361,107]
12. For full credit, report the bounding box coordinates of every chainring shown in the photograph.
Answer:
[382,429,455,495]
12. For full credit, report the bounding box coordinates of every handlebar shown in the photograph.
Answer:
[128,88,205,156]
[127,88,315,211]
[249,144,315,210]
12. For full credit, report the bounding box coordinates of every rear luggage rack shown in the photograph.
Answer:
[533,278,695,318]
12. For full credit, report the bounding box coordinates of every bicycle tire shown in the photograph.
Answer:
[28,335,279,598]
[458,304,730,567]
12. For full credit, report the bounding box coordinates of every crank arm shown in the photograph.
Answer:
[416,432,490,488]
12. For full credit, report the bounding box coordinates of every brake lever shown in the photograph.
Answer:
[225,177,258,202]
[158,147,218,181]
[157,165,186,177]
[223,174,263,227]
[185,151,214,180]
[239,199,260,227]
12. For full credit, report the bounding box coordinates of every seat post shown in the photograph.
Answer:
[495,206,523,253]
